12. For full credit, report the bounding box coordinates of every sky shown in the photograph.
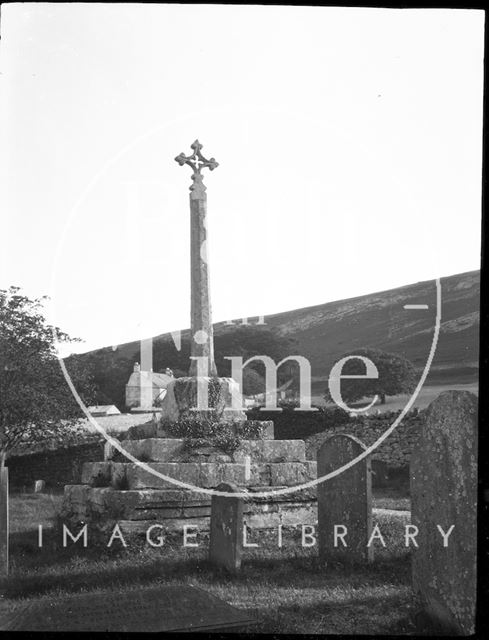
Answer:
[0,5,484,355]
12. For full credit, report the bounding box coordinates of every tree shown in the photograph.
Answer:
[214,325,297,384]
[0,287,95,468]
[151,324,297,383]
[242,367,265,396]
[324,347,417,407]
[75,349,133,411]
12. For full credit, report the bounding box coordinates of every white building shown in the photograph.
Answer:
[87,404,121,417]
[125,362,174,410]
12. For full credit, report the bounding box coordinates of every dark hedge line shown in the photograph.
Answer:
[245,406,351,440]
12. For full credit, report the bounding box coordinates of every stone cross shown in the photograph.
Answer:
[175,140,219,377]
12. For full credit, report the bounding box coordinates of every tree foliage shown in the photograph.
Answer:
[324,347,417,406]
[150,324,296,386]
[241,367,265,396]
[74,349,133,410]
[215,325,297,383]
[0,287,95,463]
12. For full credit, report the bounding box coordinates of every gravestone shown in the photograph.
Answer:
[317,434,373,563]
[0,585,255,632]
[34,480,45,493]
[0,467,8,577]
[104,441,115,461]
[411,391,477,635]
[209,482,243,572]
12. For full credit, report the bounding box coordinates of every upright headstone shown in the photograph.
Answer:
[209,483,243,572]
[411,391,477,635]
[0,467,9,577]
[317,434,373,563]
[34,479,46,493]
[104,441,115,461]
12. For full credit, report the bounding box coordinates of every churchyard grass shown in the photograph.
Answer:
[1,492,416,634]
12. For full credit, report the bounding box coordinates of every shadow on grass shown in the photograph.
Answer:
[266,593,416,635]
[2,553,206,600]
[3,532,411,603]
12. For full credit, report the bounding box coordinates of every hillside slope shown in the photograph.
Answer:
[255,270,479,386]
[92,270,480,390]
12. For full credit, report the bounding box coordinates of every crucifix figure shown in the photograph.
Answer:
[175,140,219,377]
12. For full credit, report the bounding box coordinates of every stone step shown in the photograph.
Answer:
[118,518,209,535]
[126,420,275,441]
[80,460,317,490]
[234,440,305,463]
[120,461,316,490]
[116,502,317,534]
[118,439,186,463]
[64,485,316,520]
[65,486,318,521]
[116,438,305,464]
[61,485,318,534]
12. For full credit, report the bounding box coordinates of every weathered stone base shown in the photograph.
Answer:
[126,420,275,441]
[61,434,318,539]
[61,485,317,535]
[158,377,247,424]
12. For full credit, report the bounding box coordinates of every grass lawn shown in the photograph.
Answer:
[310,381,478,413]
[1,492,418,634]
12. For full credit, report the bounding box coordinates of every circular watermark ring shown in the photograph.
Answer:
[55,277,440,499]
[48,104,441,499]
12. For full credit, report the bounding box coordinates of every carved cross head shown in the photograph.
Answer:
[175,140,219,176]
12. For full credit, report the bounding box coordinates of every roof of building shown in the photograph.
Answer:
[87,405,121,416]
[126,371,173,389]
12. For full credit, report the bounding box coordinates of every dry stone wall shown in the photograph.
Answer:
[297,411,424,469]
[7,441,105,491]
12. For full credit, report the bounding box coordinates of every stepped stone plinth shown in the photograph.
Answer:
[61,429,318,538]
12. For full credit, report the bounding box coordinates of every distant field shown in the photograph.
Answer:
[372,382,478,414]
[312,381,478,413]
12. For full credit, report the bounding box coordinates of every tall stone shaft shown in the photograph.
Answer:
[175,140,219,377]
[189,185,217,376]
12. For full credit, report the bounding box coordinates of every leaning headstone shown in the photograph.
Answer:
[411,391,477,635]
[317,434,373,563]
[209,482,243,572]
[0,467,8,577]
[34,479,46,493]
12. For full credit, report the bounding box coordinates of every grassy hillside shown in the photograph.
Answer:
[86,270,479,396]
[253,270,479,389]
